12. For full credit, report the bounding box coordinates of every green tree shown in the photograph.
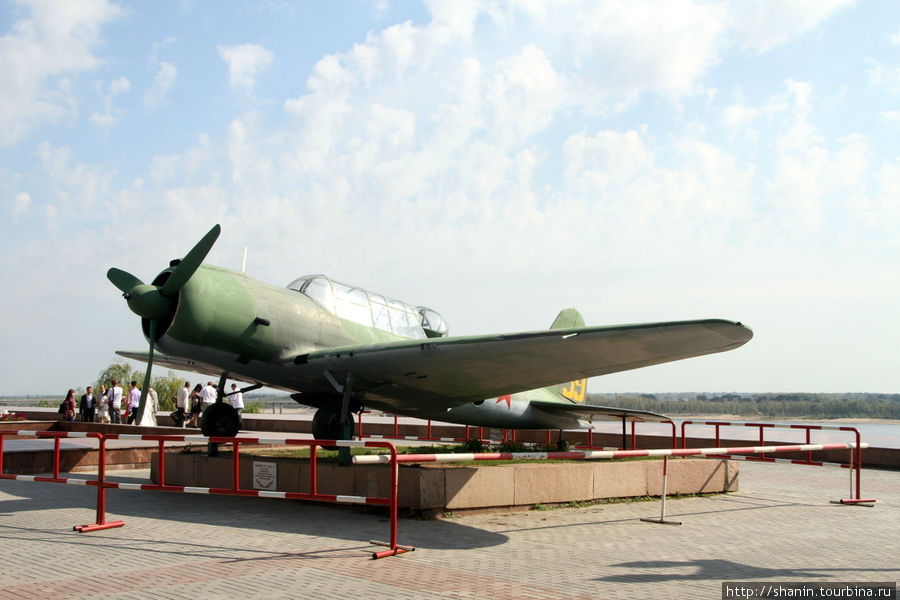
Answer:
[95,361,142,392]
[151,371,183,412]
[95,360,183,412]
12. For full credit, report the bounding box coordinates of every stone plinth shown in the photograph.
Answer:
[151,452,739,512]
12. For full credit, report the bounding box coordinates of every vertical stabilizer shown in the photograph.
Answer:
[549,307,585,330]
[548,308,588,403]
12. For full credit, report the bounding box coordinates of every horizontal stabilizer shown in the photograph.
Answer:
[530,400,671,423]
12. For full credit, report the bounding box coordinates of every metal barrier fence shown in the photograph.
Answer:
[0,430,413,559]
[356,411,679,450]
[353,441,874,521]
[679,420,872,503]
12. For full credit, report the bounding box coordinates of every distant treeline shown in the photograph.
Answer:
[588,393,900,420]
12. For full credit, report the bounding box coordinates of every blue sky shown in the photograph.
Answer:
[1,0,899,396]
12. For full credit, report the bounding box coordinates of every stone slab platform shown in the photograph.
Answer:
[0,461,896,599]
[152,452,739,511]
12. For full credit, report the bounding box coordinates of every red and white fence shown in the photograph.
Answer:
[356,411,679,450]
[680,420,872,503]
[352,442,867,464]
[0,430,412,559]
[353,441,874,510]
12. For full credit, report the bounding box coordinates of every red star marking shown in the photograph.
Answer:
[496,395,512,408]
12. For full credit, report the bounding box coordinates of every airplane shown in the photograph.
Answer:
[107,224,753,441]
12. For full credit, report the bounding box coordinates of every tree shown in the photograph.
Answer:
[95,361,142,391]
[151,371,183,412]
[95,360,182,412]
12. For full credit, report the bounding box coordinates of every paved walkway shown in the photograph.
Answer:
[0,460,896,599]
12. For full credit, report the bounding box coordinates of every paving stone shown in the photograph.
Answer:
[0,460,897,599]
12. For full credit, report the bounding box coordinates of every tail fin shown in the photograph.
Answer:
[548,308,587,403]
[549,307,585,330]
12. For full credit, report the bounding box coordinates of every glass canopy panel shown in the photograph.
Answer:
[298,276,334,313]
[370,296,393,332]
[332,282,374,327]
[286,274,429,339]
[418,307,449,337]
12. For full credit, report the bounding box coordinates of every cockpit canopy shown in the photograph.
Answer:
[287,275,449,340]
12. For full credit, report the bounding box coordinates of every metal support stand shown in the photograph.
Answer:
[208,372,229,457]
[641,456,682,525]
[339,373,354,466]
[830,448,876,506]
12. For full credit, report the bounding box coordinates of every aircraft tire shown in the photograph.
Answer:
[200,402,240,437]
[312,406,354,448]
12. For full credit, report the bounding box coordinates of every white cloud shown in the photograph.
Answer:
[92,75,130,128]
[0,0,123,145]
[722,103,758,131]
[34,141,114,229]
[143,61,177,107]
[89,112,117,128]
[13,191,31,219]
[729,0,854,53]
[218,43,273,94]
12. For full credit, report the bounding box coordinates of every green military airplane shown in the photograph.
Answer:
[107,224,752,439]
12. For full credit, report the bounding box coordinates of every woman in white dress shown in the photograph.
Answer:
[138,387,158,427]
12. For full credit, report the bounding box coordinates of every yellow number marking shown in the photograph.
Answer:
[560,378,586,403]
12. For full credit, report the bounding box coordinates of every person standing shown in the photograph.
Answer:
[139,386,158,427]
[62,389,76,422]
[187,383,203,427]
[96,384,110,423]
[201,381,217,408]
[79,386,96,423]
[175,381,190,427]
[229,383,244,425]
[126,381,141,424]
[108,379,123,424]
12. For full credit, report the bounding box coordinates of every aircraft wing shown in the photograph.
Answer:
[115,351,269,388]
[303,319,752,409]
[528,400,671,423]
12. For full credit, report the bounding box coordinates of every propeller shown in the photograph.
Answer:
[107,224,221,423]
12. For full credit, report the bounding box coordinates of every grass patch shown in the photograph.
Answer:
[229,439,664,466]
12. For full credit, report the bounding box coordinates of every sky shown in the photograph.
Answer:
[1,0,899,396]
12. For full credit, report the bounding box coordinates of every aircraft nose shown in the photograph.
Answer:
[126,283,174,320]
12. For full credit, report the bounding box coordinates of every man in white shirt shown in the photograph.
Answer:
[175,382,190,427]
[229,383,244,425]
[108,379,123,424]
[202,381,217,406]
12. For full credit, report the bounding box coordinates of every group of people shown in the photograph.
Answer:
[59,379,245,428]
[59,379,160,426]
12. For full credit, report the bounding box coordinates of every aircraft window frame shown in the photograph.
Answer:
[332,283,374,327]
[287,274,428,339]
[297,276,335,314]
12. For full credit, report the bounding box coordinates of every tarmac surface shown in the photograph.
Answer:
[0,457,897,599]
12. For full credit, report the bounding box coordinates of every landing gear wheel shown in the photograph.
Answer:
[312,406,355,449]
[200,403,240,437]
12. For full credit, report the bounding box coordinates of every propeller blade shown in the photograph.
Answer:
[161,224,221,296]
[107,268,144,294]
